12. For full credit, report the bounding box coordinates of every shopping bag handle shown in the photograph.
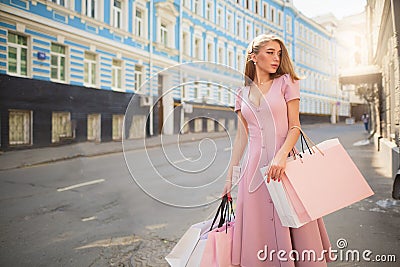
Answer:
[290,126,324,156]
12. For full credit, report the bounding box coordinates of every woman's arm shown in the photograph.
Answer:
[266,99,301,183]
[223,110,248,195]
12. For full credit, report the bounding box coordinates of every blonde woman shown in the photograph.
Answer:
[223,34,332,266]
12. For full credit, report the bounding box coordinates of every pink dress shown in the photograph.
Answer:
[232,74,332,267]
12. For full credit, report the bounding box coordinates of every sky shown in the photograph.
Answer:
[292,0,367,19]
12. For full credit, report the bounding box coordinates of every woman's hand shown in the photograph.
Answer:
[222,178,232,198]
[265,151,287,183]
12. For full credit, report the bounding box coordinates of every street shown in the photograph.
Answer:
[0,123,399,266]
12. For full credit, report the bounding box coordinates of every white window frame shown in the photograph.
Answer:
[83,0,97,18]
[51,0,68,7]
[112,114,124,141]
[278,11,283,27]
[218,45,224,65]
[236,18,243,39]
[160,23,168,46]
[193,0,202,16]
[270,6,275,23]
[112,59,123,91]
[111,0,123,29]
[135,7,144,37]
[8,110,32,146]
[194,36,202,59]
[216,7,223,26]
[7,32,29,77]
[84,52,97,87]
[263,3,268,19]
[206,41,214,62]
[228,49,234,68]
[50,43,67,82]
[246,23,252,40]
[52,112,72,143]
[87,113,101,142]
[205,1,213,21]
[286,16,292,33]
[134,65,143,92]
[255,0,260,15]
[183,31,190,56]
[227,13,233,34]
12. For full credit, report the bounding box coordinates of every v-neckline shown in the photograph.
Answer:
[247,78,275,108]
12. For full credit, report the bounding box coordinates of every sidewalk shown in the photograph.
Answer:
[0,131,229,171]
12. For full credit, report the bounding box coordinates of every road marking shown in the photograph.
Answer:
[57,179,105,192]
[173,157,192,164]
[75,235,141,250]
[145,223,168,231]
[81,216,97,222]
[224,147,232,151]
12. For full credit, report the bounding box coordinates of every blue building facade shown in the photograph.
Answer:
[0,0,348,150]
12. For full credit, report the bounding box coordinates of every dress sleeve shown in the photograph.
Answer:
[282,74,300,102]
[234,87,243,113]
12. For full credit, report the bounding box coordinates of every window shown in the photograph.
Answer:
[85,0,96,18]
[51,43,66,82]
[278,11,282,26]
[135,8,144,37]
[183,32,189,55]
[52,0,67,7]
[87,114,101,142]
[270,7,275,23]
[263,3,268,19]
[84,52,97,87]
[217,8,223,26]
[227,14,233,34]
[194,0,201,16]
[134,65,143,91]
[286,16,292,33]
[255,0,260,14]
[206,1,213,21]
[9,110,32,145]
[194,37,201,59]
[7,32,28,76]
[246,24,252,40]
[112,59,123,90]
[112,114,124,140]
[113,0,122,28]
[193,81,199,101]
[218,46,224,64]
[245,0,249,9]
[207,42,213,62]
[160,23,168,46]
[52,112,72,143]
[228,50,233,67]
[236,19,242,38]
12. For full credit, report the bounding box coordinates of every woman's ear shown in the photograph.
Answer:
[250,53,256,64]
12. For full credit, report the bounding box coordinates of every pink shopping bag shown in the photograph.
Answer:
[200,222,235,267]
[283,137,374,223]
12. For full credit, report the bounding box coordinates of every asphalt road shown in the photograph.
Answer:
[0,123,399,266]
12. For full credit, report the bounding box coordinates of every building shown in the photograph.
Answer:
[338,0,400,192]
[0,0,342,151]
[366,0,400,184]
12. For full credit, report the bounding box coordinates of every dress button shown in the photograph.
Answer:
[270,218,274,221]
[260,127,264,130]
[268,198,273,203]
[262,145,265,148]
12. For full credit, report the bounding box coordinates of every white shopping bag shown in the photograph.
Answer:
[165,219,216,267]
[260,166,305,228]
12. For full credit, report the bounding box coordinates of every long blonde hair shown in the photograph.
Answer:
[244,34,299,86]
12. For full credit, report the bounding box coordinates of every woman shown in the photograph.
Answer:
[223,34,332,266]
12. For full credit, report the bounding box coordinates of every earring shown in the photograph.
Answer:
[254,62,256,65]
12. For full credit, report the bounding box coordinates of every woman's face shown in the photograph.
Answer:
[253,40,281,74]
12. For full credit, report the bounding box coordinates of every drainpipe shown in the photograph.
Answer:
[179,0,184,134]
[149,0,154,136]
